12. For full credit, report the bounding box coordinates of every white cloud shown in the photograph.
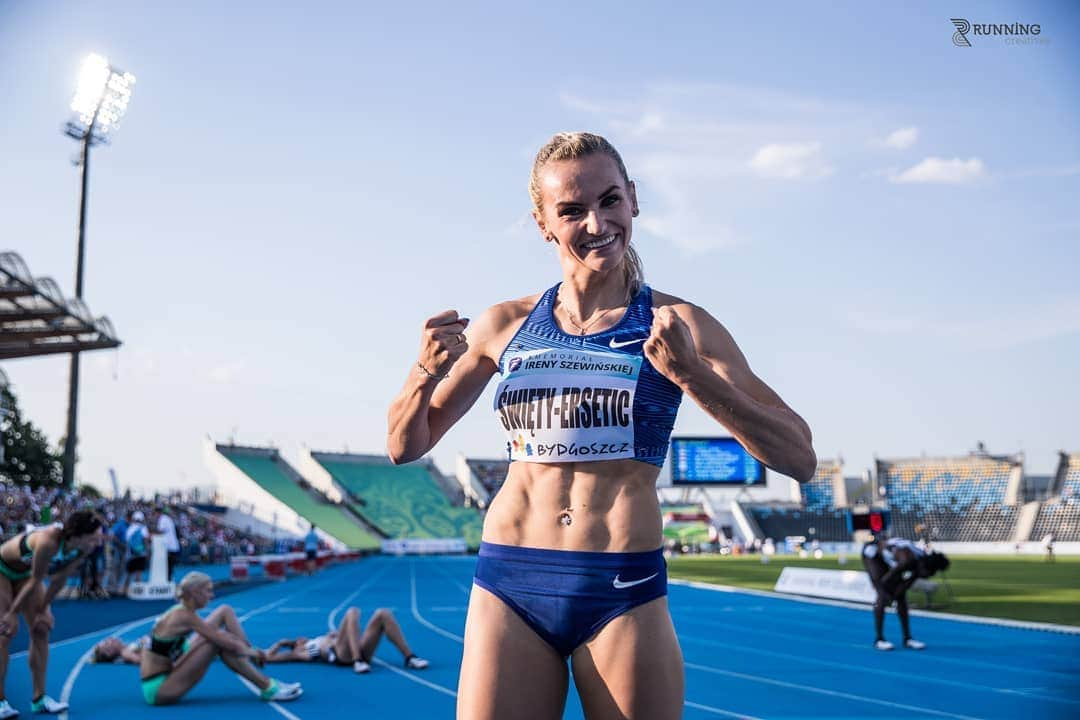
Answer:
[893,157,985,184]
[848,296,1080,349]
[884,126,919,150]
[209,361,245,384]
[748,141,833,180]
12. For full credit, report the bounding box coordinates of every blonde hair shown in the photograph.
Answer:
[176,571,212,599]
[529,132,644,297]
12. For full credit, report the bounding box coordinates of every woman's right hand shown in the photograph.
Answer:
[417,310,469,380]
[0,612,17,637]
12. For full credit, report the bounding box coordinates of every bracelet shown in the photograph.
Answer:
[416,361,449,381]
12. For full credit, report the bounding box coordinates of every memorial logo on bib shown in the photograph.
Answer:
[494,348,640,463]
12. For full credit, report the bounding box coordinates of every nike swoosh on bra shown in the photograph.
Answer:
[609,337,645,349]
[612,572,659,589]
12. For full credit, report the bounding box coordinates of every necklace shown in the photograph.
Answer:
[559,291,628,336]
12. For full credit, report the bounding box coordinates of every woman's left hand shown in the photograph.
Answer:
[644,306,705,386]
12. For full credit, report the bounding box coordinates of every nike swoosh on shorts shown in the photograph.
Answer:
[609,337,645,349]
[612,572,659,589]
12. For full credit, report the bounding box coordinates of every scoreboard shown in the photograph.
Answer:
[670,437,765,486]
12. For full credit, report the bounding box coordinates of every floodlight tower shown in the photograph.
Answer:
[61,53,135,488]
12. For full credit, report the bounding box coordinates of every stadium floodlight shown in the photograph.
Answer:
[64,53,136,144]
[60,52,136,488]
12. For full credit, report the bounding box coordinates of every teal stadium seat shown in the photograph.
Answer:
[220,449,379,550]
[318,459,483,549]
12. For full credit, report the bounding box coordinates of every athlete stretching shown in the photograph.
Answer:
[0,510,105,718]
[388,132,816,719]
[862,537,950,650]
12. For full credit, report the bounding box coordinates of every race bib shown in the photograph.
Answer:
[494,348,640,463]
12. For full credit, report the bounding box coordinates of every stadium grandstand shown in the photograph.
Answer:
[1029,451,1080,542]
[303,450,483,548]
[739,458,852,543]
[455,454,510,509]
[205,441,380,550]
[876,449,1022,543]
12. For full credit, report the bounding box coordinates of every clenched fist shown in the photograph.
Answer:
[643,306,703,386]
[417,310,470,380]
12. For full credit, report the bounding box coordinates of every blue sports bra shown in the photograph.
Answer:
[495,283,682,466]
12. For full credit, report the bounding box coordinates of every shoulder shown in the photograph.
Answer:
[471,293,543,356]
[33,527,61,552]
[478,294,542,330]
[650,289,740,353]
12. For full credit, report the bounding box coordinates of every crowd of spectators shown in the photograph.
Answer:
[0,480,275,598]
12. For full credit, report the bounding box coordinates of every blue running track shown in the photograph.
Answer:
[5,555,1077,719]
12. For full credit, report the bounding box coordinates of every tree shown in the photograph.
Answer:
[0,385,63,488]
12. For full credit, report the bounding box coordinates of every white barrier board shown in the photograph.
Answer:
[128,535,175,600]
[381,538,467,555]
[774,567,876,603]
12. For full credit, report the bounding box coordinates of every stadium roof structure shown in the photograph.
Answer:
[0,251,120,360]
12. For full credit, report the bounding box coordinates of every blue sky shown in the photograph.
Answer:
[1,1,1077,496]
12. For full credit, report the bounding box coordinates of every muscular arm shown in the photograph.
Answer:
[654,301,816,482]
[387,302,521,464]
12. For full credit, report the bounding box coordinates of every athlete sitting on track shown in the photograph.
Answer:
[138,571,302,705]
[862,536,950,650]
[0,509,106,718]
[262,606,429,673]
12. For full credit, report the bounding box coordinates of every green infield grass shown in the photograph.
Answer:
[667,553,1080,626]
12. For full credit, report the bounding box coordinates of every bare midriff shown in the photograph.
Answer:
[481,458,663,553]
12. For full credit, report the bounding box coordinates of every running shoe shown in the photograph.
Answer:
[903,638,927,650]
[873,640,894,651]
[0,699,18,719]
[260,679,303,702]
[30,696,67,714]
[405,654,430,669]
[353,660,371,673]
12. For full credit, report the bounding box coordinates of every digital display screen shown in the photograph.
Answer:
[670,437,765,485]
[847,509,891,533]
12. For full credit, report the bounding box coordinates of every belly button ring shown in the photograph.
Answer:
[558,509,573,526]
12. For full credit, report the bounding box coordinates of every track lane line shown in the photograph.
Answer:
[685,662,986,720]
[409,556,755,719]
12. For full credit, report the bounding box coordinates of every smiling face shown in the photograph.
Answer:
[533,153,638,279]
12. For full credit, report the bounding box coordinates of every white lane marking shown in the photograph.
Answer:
[326,562,396,631]
[669,579,1080,635]
[412,560,759,718]
[679,629,1080,707]
[427,559,473,596]
[674,611,1080,681]
[684,700,764,719]
[237,676,303,720]
[371,657,457,698]
[59,614,157,720]
[685,662,986,720]
[410,561,463,643]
